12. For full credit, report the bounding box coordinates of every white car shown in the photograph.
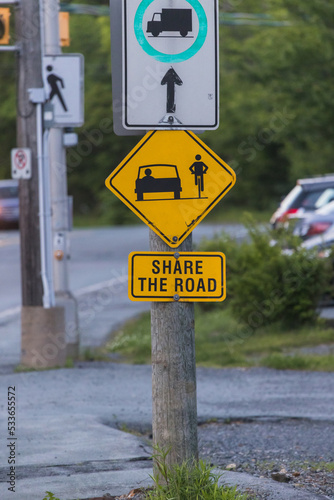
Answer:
[271,174,334,228]
[0,180,19,229]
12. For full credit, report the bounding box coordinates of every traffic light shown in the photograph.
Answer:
[0,8,10,45]
[59,12,70,47]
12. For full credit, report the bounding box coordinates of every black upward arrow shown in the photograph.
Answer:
[161,67,183,114]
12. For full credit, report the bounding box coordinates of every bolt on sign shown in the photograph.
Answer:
[129,251,226,302]
[105,130,236,248]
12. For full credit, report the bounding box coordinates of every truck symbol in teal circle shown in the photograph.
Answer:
[146,8,192,38]
[134,0,208,63]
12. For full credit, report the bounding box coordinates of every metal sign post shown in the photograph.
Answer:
[28,88,55,309]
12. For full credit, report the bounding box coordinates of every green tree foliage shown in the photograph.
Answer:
[199,217,332,327]
[0,1,333,221]
[67,0,334,219]
[64,13,138,217]
[206,0,334,210]
[0,52,16,179]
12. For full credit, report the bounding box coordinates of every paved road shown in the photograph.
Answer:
[0,224,246,364]
[0,363,333,499]
[0,223,246,301]
[1,225,333,500]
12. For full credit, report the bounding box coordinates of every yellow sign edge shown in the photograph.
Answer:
[105,131,236,248]
[128,251,226,302]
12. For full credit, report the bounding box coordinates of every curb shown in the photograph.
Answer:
[217,469,330,499]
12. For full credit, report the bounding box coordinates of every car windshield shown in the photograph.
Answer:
[138,165,178,180]
[316,200,334,215]
[314,188,334,209]
[300,189,334,210]
[0,186,18,199]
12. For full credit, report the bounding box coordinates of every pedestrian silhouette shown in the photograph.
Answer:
[189,154,208,197]
[46,65,68,112]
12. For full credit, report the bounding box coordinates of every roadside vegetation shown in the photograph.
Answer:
[42,493,62,500]
[146,448,251,500]
[42,453,252,500]
[105,221,334,371]
[105,309,334,371]
[1,2,334,226]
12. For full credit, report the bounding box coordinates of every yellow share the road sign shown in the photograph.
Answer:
[128,251,226,302]
[105,130,236,247]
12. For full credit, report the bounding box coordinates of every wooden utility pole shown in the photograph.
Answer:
[150,230,198,467]
[16,0,44,306]
[16,0,66,368]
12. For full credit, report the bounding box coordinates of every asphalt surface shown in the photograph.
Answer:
[200,419,334,498]
[0,225,334,500]
[0,363,334,499]
[0,224,247,364]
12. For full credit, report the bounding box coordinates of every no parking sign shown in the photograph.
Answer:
[11,148,31,179]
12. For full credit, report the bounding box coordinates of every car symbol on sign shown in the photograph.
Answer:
[135,164,182,201]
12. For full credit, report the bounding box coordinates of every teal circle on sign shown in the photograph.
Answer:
[134,0,208,63]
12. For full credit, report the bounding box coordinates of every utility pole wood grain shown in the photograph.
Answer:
[16,0,44,306]
[16,0,67,369]
[150,230,198,468]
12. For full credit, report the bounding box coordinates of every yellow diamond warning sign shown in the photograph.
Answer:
[105,131,236,247]
[128,252,226,302]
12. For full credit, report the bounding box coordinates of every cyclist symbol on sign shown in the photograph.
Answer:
[189,155,208,198]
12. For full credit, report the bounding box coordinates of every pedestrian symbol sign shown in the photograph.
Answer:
[129,251,226,301]
[105,130,236,247]
[43,54,84,127]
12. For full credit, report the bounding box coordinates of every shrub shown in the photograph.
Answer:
[43,493,61,500]
[199,216,332,327]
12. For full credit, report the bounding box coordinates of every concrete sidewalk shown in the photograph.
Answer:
[1,362,334,500]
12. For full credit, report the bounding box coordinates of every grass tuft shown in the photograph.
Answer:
[146,447,251,500]
[261,353,334,371]
[105,314,152,364]
[42,493,61,500]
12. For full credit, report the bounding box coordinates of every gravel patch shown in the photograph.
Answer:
[198,418,334,499]
[95,417,334,499]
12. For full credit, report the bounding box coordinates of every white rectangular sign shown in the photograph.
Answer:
[11,148,31,179]
[123,0,219,131]
[43,54,84,127]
